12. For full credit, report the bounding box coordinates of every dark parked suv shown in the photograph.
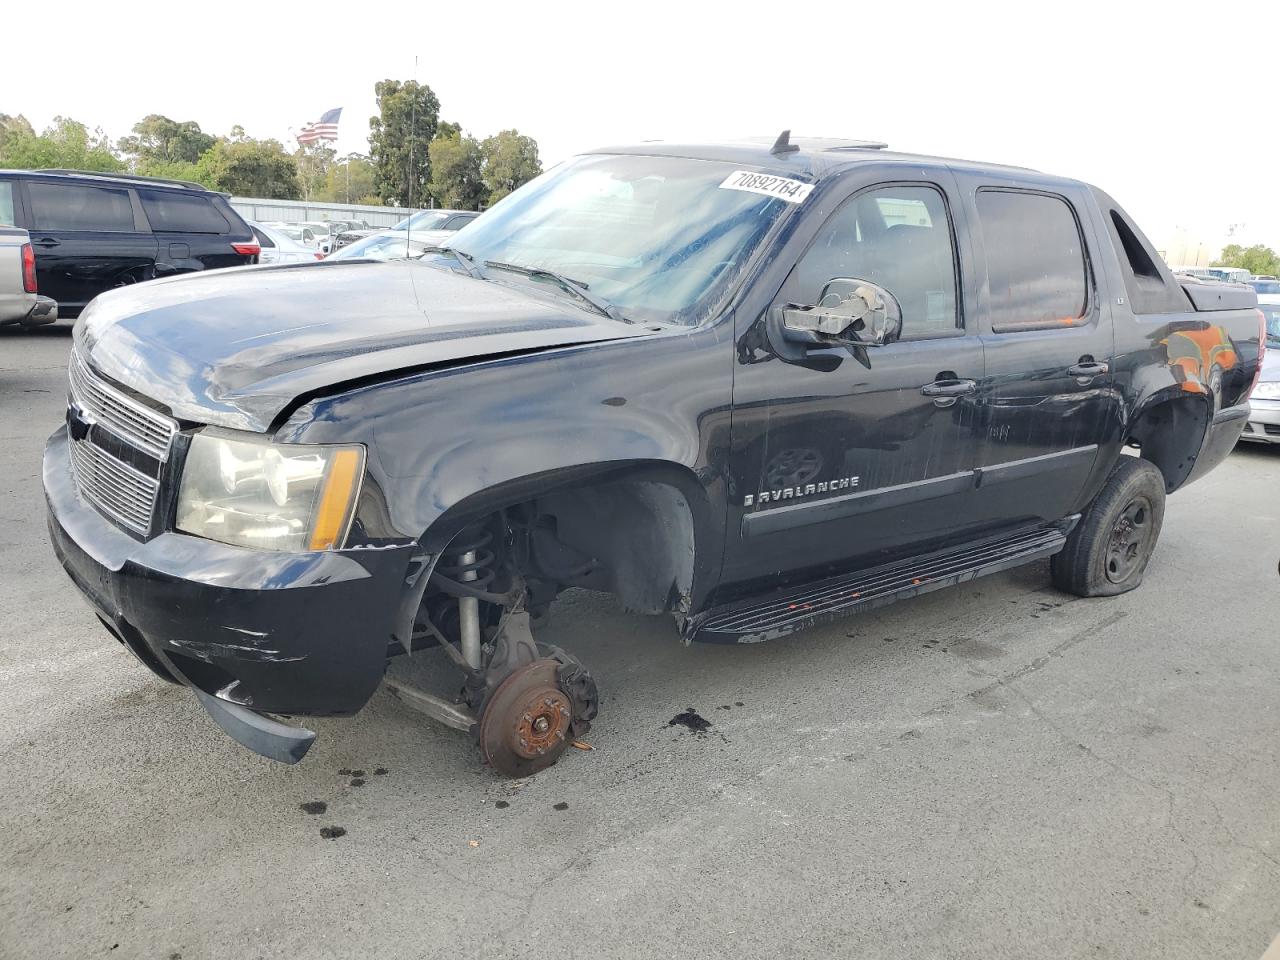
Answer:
[0,169,259,318]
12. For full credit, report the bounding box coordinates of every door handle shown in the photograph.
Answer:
[921,378,977,408]
[1067,360,1109,378]
[920,378,977,398]
[32,237,60,247]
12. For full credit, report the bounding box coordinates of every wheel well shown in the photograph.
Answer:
[533,478,696,616]
[418,464,704,623]
[1126,394,1209,493]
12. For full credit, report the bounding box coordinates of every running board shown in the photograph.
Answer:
[685,521,1075,645]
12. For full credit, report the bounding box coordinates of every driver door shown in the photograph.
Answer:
[723,178,987,590]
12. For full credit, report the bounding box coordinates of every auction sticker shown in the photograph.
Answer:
[719,170,813,203]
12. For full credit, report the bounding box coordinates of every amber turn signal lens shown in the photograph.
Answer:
[308,448,364,550]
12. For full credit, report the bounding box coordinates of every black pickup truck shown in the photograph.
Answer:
[44,134,1265,776]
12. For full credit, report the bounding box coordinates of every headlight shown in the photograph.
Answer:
[177,430,365,552]
[1251,381,1280,400]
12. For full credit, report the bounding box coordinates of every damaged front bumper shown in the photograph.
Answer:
[43,427,414,762]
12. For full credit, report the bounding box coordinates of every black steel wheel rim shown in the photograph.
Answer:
[1105,496,1154,583]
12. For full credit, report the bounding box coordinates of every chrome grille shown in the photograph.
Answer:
[67,347,176,536]
[68,437,160,534]
[69,349,176,460]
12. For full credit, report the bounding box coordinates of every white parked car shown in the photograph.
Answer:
[251,222,324,264]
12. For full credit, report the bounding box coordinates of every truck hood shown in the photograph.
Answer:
[78,260,648,432]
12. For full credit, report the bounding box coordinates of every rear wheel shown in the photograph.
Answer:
[1051,457,1166,597]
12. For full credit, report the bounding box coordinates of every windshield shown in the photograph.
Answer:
[440,154,797,325]
[329,232,428,261]
[392,210,451,232]
[1261,304,1280,343]
[279,226,303,240]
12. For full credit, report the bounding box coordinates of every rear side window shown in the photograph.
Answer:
[977,190,1088,332]
[0,181,16,226]
[251,226,276,248]
[139,190,230,234]
[1104,206,1188,314]
[28,181,136,232]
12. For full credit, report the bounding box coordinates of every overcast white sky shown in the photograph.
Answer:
[5,0,1277,258]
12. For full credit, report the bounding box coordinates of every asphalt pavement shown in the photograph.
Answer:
[3,323,1279,960]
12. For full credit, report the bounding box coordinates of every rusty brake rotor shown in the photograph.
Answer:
[478,659,573,777]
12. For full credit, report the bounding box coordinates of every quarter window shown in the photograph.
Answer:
[0,181,16,227]
[139,190,230,234]
[788,184,960,339]
[28,182,136,233]
[977,190,1088,332]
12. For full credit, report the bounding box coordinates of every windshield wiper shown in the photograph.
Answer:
[420,246,488,280]
[483,261,627,322]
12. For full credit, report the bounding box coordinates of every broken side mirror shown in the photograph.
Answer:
[774,278,904,349]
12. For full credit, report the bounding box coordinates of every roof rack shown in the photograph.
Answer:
[36,169,211,192]
[819,140,889,152]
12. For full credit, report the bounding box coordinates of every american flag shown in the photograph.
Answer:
[296,108,342,144]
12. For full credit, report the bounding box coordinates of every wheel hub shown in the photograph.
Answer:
[479,659,574,775]
[1105,496,1152,583]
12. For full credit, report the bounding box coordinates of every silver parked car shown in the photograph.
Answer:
[1241,287,1280,444]
[326,230,442,262]
[250,222,323,265]
[0,225,56,329]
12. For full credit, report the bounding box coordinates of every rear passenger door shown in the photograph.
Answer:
[954,175,1119,529]
[139,189,238,276]
[24,178,157,317]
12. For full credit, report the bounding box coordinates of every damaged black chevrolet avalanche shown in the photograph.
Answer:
[45,135,1265,775]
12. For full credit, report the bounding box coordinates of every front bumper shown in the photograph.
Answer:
[44,427,414,727]
[1241,396,1280,444]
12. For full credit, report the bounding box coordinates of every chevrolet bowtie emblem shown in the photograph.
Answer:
[67,402,94,442]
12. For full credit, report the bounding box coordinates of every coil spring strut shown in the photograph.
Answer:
[439,527,496,590]
[441,525,496,669]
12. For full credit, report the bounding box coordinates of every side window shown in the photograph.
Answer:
[976,190,1088,332]
[0,181,16,227]
[138,190,230,234]
[787,184,960,339]
[1104,207,1188,315]
[28,182,136,233]
[251,226,276,249]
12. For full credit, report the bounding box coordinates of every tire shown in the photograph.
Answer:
[1050,457,1166,597]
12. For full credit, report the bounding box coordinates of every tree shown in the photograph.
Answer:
[117,115,214,168]
[428,131,485,209]
[480,129,541,205]
[295,142,336,201]
[196,135,300,198]
[0,116,124,172]
[368,79,440,206]
[316,154,378,204]
[0,114,35,153]
[1214,244,1280,278]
